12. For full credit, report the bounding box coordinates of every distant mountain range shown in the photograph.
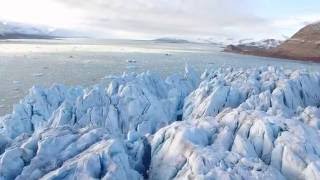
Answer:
[152,38,191,43]
[0,21,81,39]
[224,22,320,62]
[224,39,282,51]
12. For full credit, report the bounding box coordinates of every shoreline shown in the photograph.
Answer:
[223,48,320,63]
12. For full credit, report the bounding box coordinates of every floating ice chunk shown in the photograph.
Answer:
[32,73,44,77]
[12,80,21,84]
[127,59,137,63]
[126,65,137,69]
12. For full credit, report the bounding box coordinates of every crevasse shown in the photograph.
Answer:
[0,65,320,180]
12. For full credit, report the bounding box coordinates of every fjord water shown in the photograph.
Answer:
[0,38,319,115]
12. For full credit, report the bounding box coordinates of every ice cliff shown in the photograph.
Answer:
[1,65,320,180]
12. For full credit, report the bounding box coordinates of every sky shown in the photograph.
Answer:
[0,0,319,40]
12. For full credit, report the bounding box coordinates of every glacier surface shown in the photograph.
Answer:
[0,65,320,180]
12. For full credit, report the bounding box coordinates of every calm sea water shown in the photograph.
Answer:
[0,38,319,115]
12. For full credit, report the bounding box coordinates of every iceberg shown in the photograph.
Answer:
[0,65,320,179]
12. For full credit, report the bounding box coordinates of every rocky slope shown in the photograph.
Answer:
[1,66,320,179]
[224,22,320,62]
[273,22,320,61]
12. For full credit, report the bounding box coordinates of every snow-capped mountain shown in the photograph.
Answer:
[0,21,53,38]
[224,39,283,56]
[0,21,79,39]
[237,39,283,49]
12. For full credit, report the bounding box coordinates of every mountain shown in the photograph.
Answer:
[272,22,320,61]
[0,21,55,39]
[240,39,282,49]
[0,21,78,39]
[224,22,320,62]
[225,39,282,52]
[153,38,190,43]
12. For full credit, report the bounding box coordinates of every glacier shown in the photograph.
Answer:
[0,65,320,180]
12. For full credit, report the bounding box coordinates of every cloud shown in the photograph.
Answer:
[0,0,84,28]
[53,0,269,39]
[3,0,317,40]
